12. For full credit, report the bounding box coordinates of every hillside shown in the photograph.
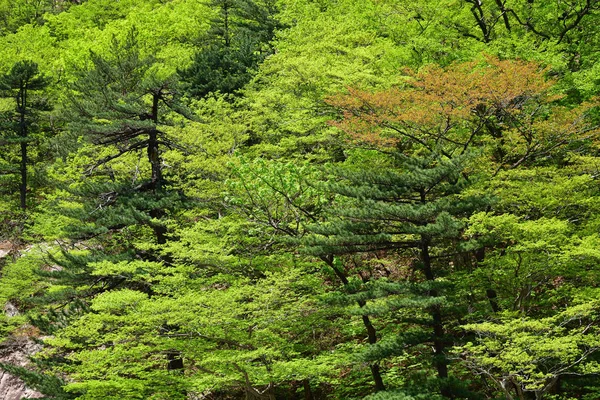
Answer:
[0,1,600,399]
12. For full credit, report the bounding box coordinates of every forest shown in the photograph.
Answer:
[0,0,600,399]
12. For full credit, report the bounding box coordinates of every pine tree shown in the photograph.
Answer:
[69,26,189,244]
[71,28,169,191]
[28,26,193,315]
[0,60,50,210]
[20,27,193,394]
[180,0,281,97]
[304,151,487,398]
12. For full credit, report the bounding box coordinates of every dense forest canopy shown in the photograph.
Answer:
[0,0,600,399]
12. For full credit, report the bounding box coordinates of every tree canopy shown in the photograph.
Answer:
[0,1,599,399]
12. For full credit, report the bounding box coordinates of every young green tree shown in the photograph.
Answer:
[226,158,389,392]
[460,299,600,400]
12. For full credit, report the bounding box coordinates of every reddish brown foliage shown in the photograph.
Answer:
[328,57,599,169]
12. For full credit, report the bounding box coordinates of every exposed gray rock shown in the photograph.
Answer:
[4,302,19,318]
[0,337,44,399]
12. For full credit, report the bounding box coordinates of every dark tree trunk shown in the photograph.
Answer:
[147,128,166,244]
[358,301,385,391]
[420,238,449,381]
[476,248,500,312]
[20,141,27,210]
[167,351,184,371]
[421,237,453,398]
[494,0,511,31]
[148,93,162,191]
[223,1,231,47]
[302,379,314,400]
[321,255,386,391]
[419,190,450,397]
[468,0,491,42]
[19,87,27,210]
[149,208,167,245]
[147,93,166,244]
[147,129,162,190]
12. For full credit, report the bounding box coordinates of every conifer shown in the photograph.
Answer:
[180,0,280,97]
[0,60,50,210]
[304,151,488,397]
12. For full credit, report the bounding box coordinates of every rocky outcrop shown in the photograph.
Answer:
[0,243,48,399]
[0,337,44,399]
[0,326,44,399]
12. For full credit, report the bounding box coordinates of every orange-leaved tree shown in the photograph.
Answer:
[328,56,599,171]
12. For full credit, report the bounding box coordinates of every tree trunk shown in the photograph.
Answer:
[418,189,450,396]
[475,229,500,313]
[149,208,167,245]
[20,141,27,210]
[148,93,162,190]
[223,0,231,47]
[147,93,166,244]
[302,380,314,400]
[19,86,27,210]
[147,130,162,190]
[147,127,166,244]
[167,351,184,371]
[321,255,386,391]
[420,238,449,378]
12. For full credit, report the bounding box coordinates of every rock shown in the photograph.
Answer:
[0,337,44,399]
[0,243,48,399]
[0,242,12,259]
[4,302,18,318]
[0,372,43,400]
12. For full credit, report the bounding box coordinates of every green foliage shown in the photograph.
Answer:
[0,0,68,35]
[0,0,599,399]
[180,0,281,97]
[459,298,600,399]
[0,247,50,305]
[181,38,261,97]
[37,265,339,399]
[0,59,51,209]
[0,361,75,399]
